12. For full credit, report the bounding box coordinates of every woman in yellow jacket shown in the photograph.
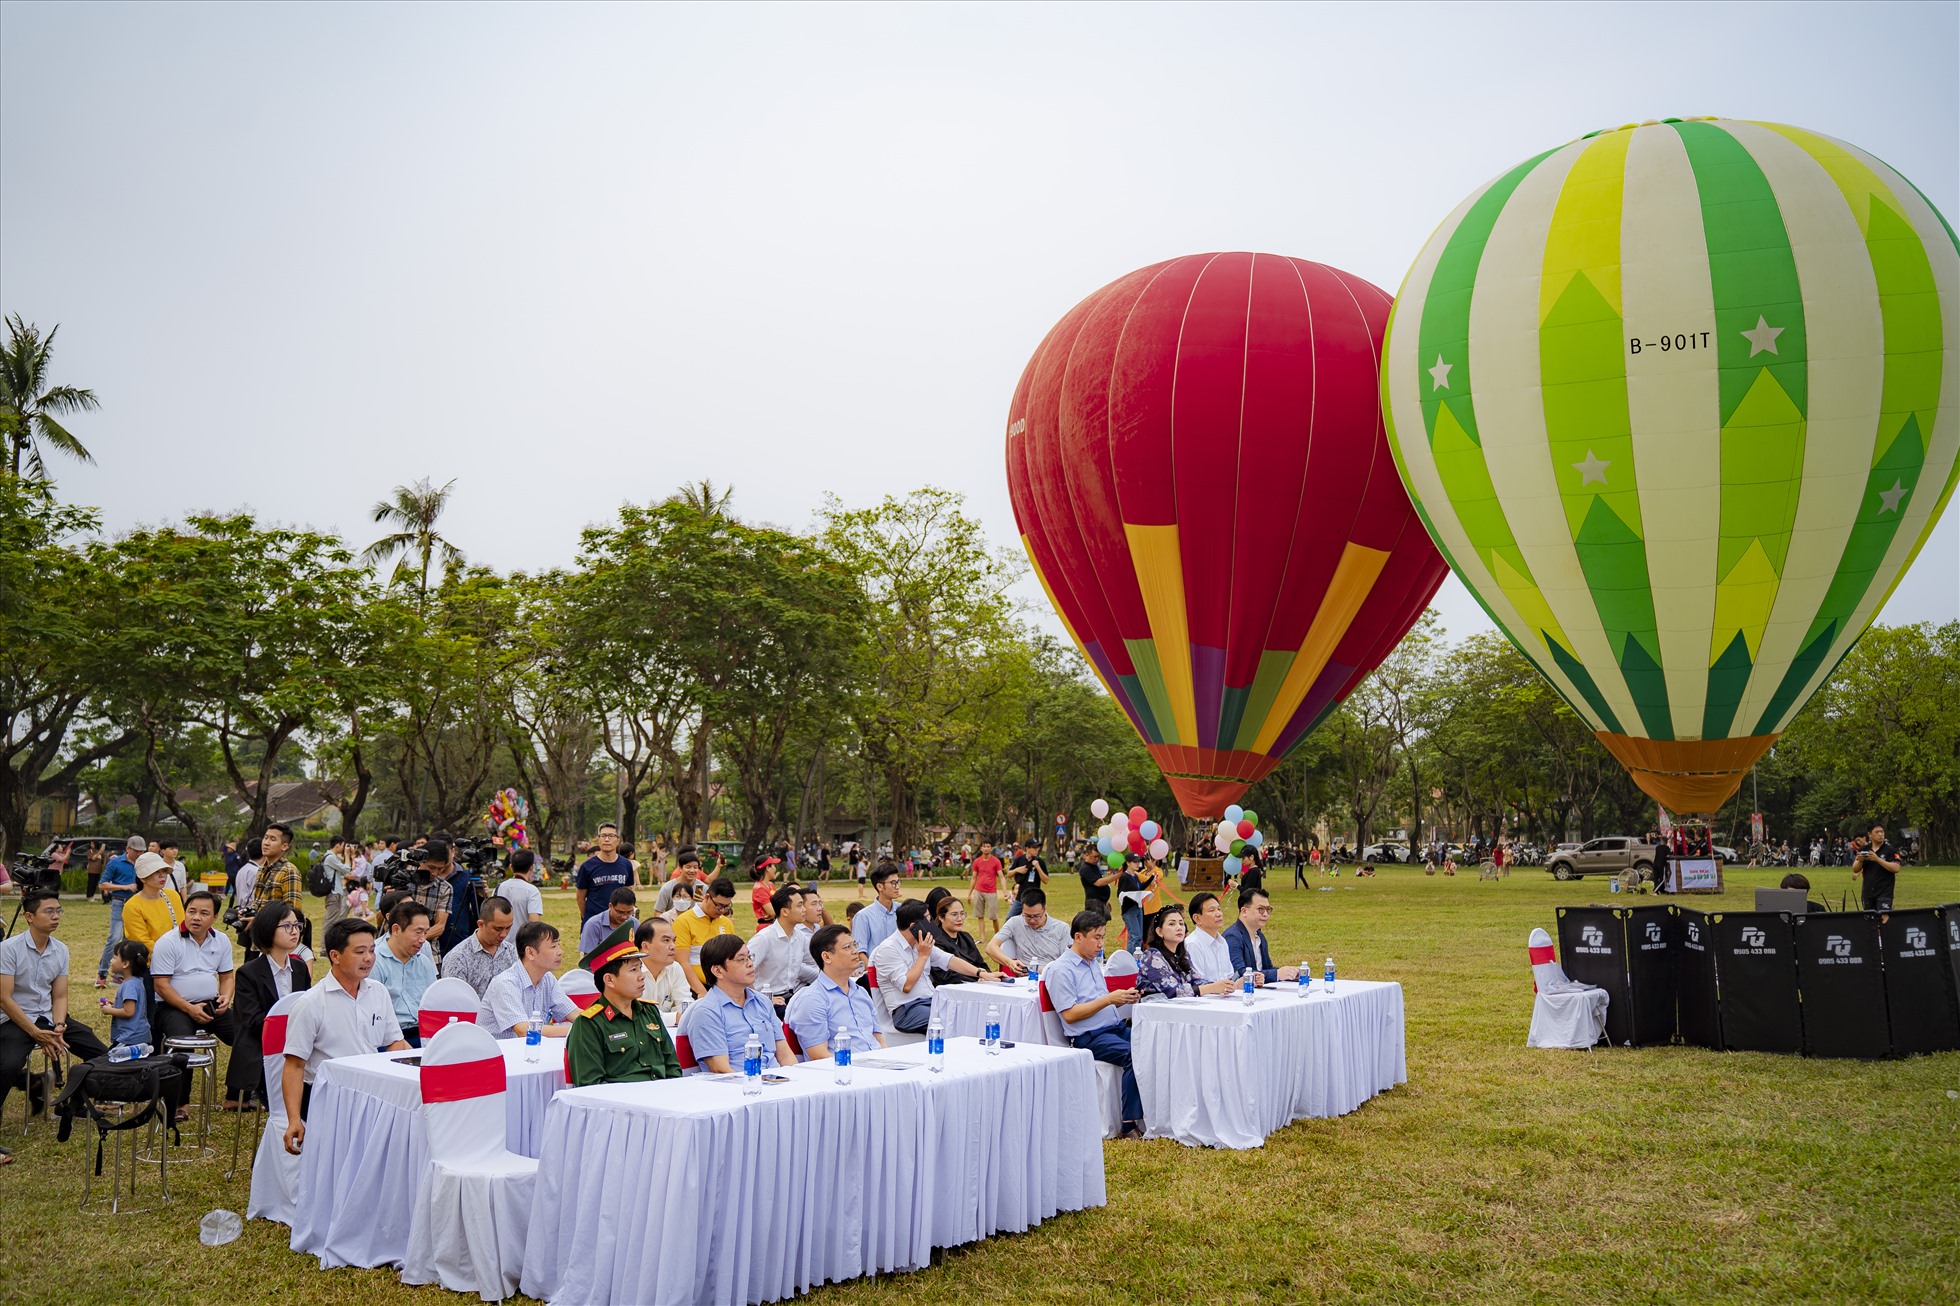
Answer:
[121,852,186,952]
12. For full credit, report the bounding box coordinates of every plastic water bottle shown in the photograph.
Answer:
[833,1026,853,1085]
[524,1024,543,1062]
[927,1017,945,1072]
[108,1042,139,1063]
[1240,968,1256,1007]
[1027,960,1040,990]
[742,1033,763,1095]
[1324,956,1336,994]
[984,1003,1002,1054]
[1297,963,1311,997]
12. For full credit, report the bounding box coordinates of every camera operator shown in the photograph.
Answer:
[1853,823,1902,912]
[414,841,478,963]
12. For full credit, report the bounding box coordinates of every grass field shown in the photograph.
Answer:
[5,865,1958,1305]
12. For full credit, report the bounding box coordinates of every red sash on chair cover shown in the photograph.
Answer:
[420,1054,506,1104]
[1528,943,1556,965]
[674,1034,697,1070]
[782,1022,801,1058]
[866,966,878,990]
[1038,981,1054,1012]
[263,1013,289,1057]
[569,990,603,1011]
[419,1009,478,1040]
[1105,974,1138,992]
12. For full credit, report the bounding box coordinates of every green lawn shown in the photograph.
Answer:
[6,866,1958,1305]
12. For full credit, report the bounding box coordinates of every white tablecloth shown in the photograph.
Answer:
[521,1037,1106,1305]
[1132,979,1405,1149]
[928,979,1057,1045]
[289,1038,567,1268]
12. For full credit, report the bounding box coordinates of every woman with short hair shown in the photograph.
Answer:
[225,901,314,1105]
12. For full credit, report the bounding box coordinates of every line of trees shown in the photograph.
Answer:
[6,314,1955,867]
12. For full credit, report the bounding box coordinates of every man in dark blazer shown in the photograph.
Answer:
[1222,886,1300,985]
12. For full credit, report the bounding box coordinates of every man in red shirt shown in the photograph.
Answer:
[967,842,1004,940]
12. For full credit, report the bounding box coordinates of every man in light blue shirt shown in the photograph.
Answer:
[480,921,579,1039]
[1045,909,1143,1136]
[678,934,795,1072]
[371,899,439,1045]
[851,865,903,958]
[785,924,886,1060]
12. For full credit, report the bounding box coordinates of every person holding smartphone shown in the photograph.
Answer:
[868,900,997,1032]
[1853,823,1901,911]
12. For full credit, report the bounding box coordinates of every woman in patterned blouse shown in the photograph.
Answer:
[1136,905,1239,1000]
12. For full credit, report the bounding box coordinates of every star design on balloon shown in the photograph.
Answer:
[1740,315,1784,357]
[1428,355,1452,390]
[1572,449,1611,486]
[1876,479,1909,513]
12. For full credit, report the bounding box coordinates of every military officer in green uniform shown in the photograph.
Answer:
[566,921,682,1086]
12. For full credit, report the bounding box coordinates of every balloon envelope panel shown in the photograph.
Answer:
[1382,117,1959,813]
[1008,252,1447,817]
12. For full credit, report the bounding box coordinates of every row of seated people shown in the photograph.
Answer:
[273,880,1306,1157]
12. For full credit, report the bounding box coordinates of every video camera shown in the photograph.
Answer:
[7,854,63,894]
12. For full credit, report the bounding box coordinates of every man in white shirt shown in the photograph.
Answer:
[633,916,693,1022]
[152,890,238,1044]
[480,920,578,1039]
[869,900,997,1032]
[158,839,189,901]
[748,883,818,1015]
[984,887,1071,975]
[1184,891,1235,985]
[282,918,407,1155]
[498,850,545,925]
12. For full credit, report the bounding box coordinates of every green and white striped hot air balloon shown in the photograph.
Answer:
[1383,117,1958,814]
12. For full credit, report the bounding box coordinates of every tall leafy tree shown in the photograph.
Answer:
[0,478,130,862]
[96,514,372,840]
[0,314,99,479]
[822,487,1023,857]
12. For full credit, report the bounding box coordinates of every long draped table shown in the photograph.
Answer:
[1132,979,1406,1149]
[928,978,1058,1045]
[520,1037,1105,1306]
[289,1038,567,1268]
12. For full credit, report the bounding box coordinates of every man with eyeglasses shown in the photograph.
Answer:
[2,889,113,1150]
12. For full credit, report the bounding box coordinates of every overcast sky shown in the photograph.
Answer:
[3,1,1955,645]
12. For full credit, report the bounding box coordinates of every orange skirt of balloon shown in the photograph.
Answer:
[1594,733,1778,816]
[1145,745,1283,819]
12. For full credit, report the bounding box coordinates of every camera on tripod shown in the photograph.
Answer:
[8,854,63,894]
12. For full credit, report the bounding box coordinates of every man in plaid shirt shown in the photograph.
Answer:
[256,822,305,909]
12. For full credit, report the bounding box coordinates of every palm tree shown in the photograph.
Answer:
[362,476,464,604]
[1,314,100,479]
[667,478,733,517]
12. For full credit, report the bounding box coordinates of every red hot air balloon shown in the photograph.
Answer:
[1005,253,1447,817]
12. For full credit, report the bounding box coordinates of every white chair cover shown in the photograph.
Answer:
[401,1022,538,1301]
[416,976,482,1041]
[559,968,600,1011]
[247,992,306,1224]
[1039,978,1123,1140]
[1525,927,1611,1050]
